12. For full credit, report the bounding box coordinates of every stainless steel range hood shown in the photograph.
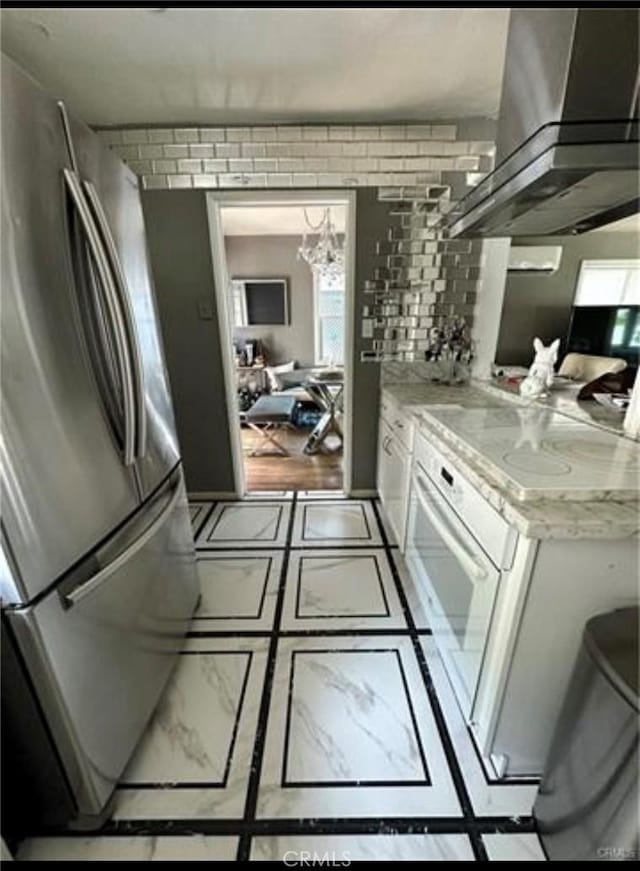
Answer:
[447,8,639,238]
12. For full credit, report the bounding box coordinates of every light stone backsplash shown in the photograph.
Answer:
[98,123,493,362]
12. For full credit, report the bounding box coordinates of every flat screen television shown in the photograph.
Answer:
[566,305,640,366]
[231,278,288,326]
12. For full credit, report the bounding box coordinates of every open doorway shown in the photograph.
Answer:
[206,192,355,496]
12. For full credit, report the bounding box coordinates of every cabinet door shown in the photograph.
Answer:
[377,420,411,548]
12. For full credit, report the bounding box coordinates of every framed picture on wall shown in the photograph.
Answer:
[231,277,289,326]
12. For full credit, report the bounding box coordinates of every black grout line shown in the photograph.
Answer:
[192,502,216,542]
[369,498,493,862]
[235,491,298,862]
[33,814,540,839]
[187,627,433,639]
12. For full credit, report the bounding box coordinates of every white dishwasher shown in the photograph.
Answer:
[405,431,516,718]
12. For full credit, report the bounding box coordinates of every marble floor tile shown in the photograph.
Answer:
[17,836,238,861]
[196,501,291,549]
[257,635,461,818]
[291,500,382,547]
[373,498,400,547]
[192,551,283,631]
[113,637,268,820]
[482,833,547,861]
[419,636,539,818]
[280,549,406,630]
[244,490,294,500]
[250,833,474,861]
[188,501,213,531]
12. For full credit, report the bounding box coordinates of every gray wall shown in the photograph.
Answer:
[495,231,640,366]
[141,188,386,494]
[141,190,235,493]
[225,234,315,367]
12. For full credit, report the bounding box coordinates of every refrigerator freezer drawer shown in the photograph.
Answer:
[5,468,199,820]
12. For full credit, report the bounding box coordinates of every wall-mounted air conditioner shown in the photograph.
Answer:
[507,245,563,274]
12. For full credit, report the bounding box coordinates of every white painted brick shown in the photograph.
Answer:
[228,159,253,172]
[163,144,189,158]
[267,173,293,186]
[354,125,379,140]
[147,128,175,144]
[342,142,367,157]
[290,142,317,157]
[224,173,267,187]
[430,124,456,140]
[390,141,418,156]
[241,143,266,158]
[168,175,193,188]
[142,174,168,189]
[417,141,447,156]
[190,144,215,158]
[316,142,343,156]
[404,157,438,171]
[317,174,343,187]
[226,127,252,142]
[216,143,241,158]
[406,124,432,140]
[329,126,354,140]
[302,158,329,172]
[153,159,177,173]
[302,126,328,141]
[177,159,202,173]
[353,158,378,171]
[440,141,469,155]
[368,173,394,186]
[380,125,405,140]
[192,175,219,188]
[430,157,457,170]
[278,158,304,172]
[277,126,302,141]
[218,174,240,188]
[127,159,153,174]
[292,174,319,187]
[327,157,354,172]
[342,174,366,187]
[199,128,225,142]
[121,129,148,144]
[265,143,291,157]
[203,159,228,173]
[253,158,278,172]
[252,126,277,142]
[117,145,140,159]
[173,128,199,143]
[456,155,481,170]
[139,144,164,159]
[367,141,399,157]
[378,158,404,171]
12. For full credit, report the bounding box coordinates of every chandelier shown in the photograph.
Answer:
[297,207,345,284]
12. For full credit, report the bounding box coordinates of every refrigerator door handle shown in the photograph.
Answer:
[60,473,182,610]
[62,168,137,467]
[83,180,147,461]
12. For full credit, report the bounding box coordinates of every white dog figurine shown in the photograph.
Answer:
[519,337,560,399]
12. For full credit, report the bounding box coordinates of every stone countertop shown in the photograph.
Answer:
[382,381,639,541]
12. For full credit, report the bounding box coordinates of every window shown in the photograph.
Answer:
[575,260,640,307]
[314,273,345,365]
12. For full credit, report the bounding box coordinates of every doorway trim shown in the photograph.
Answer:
[206,189,357,498]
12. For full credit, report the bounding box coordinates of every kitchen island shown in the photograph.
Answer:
[377,378,638,779]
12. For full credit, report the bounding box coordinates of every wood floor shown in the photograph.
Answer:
[241,424,343,492]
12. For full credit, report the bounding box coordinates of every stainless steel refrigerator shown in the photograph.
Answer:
[0,55,199,832]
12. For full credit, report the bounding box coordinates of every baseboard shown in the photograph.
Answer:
[348,489,378,498]
[188,491,238,501]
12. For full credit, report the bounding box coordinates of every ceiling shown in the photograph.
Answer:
[591,213,640,235]
[221,204,346,237]
[1,8,509,126]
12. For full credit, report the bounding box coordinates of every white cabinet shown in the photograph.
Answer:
[377,395,413,549]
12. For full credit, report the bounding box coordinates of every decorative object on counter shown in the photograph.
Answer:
[577,367,636,401]
[297,207,344,284]
[519,337,560,399]
[424,316,474,384]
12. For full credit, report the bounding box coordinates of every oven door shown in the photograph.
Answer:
[406,463,501,716]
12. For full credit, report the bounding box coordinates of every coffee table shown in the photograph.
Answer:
[302,377,344,455]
